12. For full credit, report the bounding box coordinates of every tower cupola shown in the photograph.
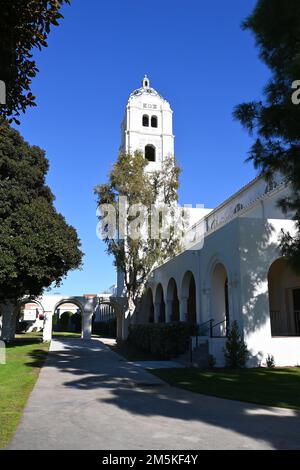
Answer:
[142,74,150,88]
[120,77,174,171]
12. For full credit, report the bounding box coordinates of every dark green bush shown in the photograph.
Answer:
[93,319,117,337]
[52,312,59,326]
[223,320,249,368]
[127,322,190,359]
[59,311,72,330]
[71,313,82,333]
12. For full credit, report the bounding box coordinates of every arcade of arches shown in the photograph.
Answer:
[5,295,122,343]
[144,271,198,325]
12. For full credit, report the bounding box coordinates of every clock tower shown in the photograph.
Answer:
[120,75,174,170]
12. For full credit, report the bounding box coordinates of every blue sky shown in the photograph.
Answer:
[17,0,269,295]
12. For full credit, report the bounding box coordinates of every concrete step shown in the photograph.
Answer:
[176,340,209,368]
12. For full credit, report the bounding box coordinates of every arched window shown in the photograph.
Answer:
[151,116,158,128]
[265,179,278,194]
[145,145,156,162]
[142,115,149,127]
[234,203,244,214]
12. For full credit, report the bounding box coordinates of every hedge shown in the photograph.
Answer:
[92,319,117,337]
[127,322,191,359]
[71,313,82,333]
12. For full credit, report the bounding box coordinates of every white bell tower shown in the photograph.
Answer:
[120,75,174,170]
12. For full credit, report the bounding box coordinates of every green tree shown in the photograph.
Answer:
[234,0,300,270]
[95,151,183,338]
[59,311,72,331]
[223,321,249,368]
[0,0,70,124]
[0,123,83,340]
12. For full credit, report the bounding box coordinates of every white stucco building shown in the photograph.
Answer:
[120,77,300,367]
[6,77,299,368]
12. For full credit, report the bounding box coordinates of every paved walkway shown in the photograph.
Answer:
[9,338,300,450]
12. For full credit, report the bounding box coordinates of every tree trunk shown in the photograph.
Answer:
[0,301,17,341]
[121,295,135,340]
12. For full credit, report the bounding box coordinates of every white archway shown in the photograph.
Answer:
[211,263,229,336]
[268,257,300,336]
[154,284,165,323]
[181,271,197,324]
[166,278,179,322]
[97,298,122,340]
[53,298,84,335]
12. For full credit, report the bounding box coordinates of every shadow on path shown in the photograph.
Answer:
[22,337,300,450]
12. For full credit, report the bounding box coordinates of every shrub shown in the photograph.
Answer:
[71,313,82,333]
[16,320,30,333]
[265,354,275,368]
[59,311,72,330]
[52,313,59,326]
[93,319,117,337]
[223,320,249,368]
[127,322,190,359]
[208,354,216,368]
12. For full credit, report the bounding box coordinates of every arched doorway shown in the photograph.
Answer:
[211,263,229,336]
[181,271,197,324]
[93,300,117,338]
[53,300,83,335]
[167,278,179,322]
[155,284,165,322]
[268,258,300,336]
[145,288,154,323]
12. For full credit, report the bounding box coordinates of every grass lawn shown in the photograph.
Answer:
[0,333,49,449]
[52,331,102,339]
[52,331,82,338]
[151,367,300,410]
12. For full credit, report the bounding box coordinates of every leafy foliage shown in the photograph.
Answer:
[59,311,72,327]
[233,0,300,270]
[95,151,183,315]
[128,322,190,359]
[223,321,249,368]
[265,353,275,368]
[0,123,83,303]
[0,0,70,123]
[208,354,216,368]
[92,319,116,338]
[71,312,82,333]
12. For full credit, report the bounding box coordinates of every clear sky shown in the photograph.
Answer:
[17,0,269,295]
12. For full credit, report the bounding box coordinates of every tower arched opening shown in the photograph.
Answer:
[145,144,156,162]
[142,114,149,127]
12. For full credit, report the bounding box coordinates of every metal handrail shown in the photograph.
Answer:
[198,318,214,336]
[211,318,228,338]
[198,318,215,328]
[197,318,228,338]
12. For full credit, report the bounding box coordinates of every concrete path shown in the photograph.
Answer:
[127,360,186,369]
[9,338,300,450]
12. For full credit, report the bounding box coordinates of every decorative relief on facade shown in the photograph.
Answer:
[186,173,285,243]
